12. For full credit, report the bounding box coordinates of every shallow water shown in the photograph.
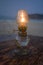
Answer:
[27,19,43,36]
[0,19,43,42]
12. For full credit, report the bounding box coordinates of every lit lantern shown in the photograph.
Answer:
[16,10,30,47]
[17,10,29,36]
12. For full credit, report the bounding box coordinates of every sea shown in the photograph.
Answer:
[0,19,43,42]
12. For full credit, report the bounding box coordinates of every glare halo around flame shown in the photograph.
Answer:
[17,10,29,26]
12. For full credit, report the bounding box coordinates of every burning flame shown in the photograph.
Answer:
[21,17,25,22]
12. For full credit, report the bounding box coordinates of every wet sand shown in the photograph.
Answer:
[0,35,43,65]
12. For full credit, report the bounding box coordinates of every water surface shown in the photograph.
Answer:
[0,19,43,42]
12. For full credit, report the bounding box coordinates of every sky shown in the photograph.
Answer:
[0,0,43,17]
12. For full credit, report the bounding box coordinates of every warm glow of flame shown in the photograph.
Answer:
[20,12,25,22]
[21,17,25,22]
[17,10,29,26]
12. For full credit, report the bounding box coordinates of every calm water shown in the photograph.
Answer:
[0,19,43,42]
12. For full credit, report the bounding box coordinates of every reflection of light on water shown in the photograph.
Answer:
[16,35,30,46]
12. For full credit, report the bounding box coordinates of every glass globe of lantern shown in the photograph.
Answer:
[17,10,29,27]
